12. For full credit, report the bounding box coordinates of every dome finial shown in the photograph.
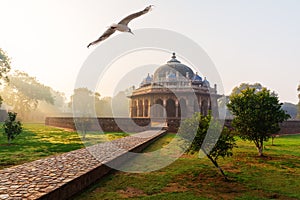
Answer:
[172,52,176,59]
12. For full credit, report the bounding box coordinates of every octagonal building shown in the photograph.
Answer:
[128,53,220,119]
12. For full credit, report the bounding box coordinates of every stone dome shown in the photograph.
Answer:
[153,53,194,81]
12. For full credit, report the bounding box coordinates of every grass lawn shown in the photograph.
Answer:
[75,134,300,200]
[0,123,128,169]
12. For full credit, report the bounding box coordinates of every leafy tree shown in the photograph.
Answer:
[297,84,300,119]
[231,82,263,95]
[70,87,96,116]
[111,91,129,117]
[0,71,54,120]
[227,87,290,156]
[0,48,12,106]
[70,88,96,138]
[3,112,22,144]
[179,113,236,180]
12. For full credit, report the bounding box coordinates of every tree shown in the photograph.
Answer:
[227,87,290,156]
[0,48,12,106]
[111,91,129,117]
[297,84,300,119]
[179,113,236,180]
[231,82,263,95]
[3,112,22,144]
[70,88,96,138]
[0,71,54,120]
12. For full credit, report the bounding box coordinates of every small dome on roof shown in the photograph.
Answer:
[192,72,202,82]
[203,77,210,87]
[145,73,152,82]
[140,73,153,86]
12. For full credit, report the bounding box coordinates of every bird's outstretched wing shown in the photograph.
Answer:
[87,27,116,48]
[118,5,153,26]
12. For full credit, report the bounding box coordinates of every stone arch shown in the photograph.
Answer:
[144,99,149,117]
[166,98,176,118]
[132,100,137,117]
[201,99,208,116]
[155,99,164,117]
[194,99,200,113]
[138,100,143,117]
[178,98,187,118]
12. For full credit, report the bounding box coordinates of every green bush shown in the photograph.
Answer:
[3,112,22,144]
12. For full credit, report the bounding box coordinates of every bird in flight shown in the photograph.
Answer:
[87,5,153,48]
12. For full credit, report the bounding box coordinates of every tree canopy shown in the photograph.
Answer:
[0,48,11,83]
[297,84,300,119]
[0,48,12,106]
[227,87,290,156]
[0,71,54,120]
[179,113,236,180]
[231,82,263,95]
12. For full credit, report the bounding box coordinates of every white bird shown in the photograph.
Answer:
[87,5,153,48]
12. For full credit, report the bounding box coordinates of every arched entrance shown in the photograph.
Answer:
[155,99,164,118]
[194,99,200,113]
[166,99,176,118]
[138,100,143,117]
[178,98,187,118]
[144,99,149,117]
[131,101,137,117]
[201,100,208,116]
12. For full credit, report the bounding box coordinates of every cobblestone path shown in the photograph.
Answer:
[0,130,165,199]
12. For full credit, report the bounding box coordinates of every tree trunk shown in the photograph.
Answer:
[256,139,264,156]
[206,154,228,181]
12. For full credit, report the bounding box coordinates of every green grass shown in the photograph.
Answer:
[76,133,300,200]
[0,123,128,169]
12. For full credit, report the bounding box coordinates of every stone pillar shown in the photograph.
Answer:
[142,100,145,117]
[175,100,179,117]
[148,102,151,118]
[198,96,202,113]
[129,100,132,117]
[163,99,167,118]
[137,99,140,117]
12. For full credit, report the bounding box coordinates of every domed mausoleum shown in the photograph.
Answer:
[128,53,220,119]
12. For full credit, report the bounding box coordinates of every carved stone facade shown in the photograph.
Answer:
[128,53,220,119]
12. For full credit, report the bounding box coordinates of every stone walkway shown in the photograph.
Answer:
[0,130,165,200]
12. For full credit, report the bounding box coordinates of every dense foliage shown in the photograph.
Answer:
[3,112,22,144]
[227,87,290,156]
[0,71,55,120]
[0,48,11,106]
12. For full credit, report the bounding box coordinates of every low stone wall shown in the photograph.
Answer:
[45,117,300,135]
[45,117,151,133]
[224,119,300,135]
[0,130,166,200]
[277,120,300,134]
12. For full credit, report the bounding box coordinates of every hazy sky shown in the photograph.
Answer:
[1,0,300,103]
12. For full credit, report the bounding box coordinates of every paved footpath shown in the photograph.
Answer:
[0,130,165,200]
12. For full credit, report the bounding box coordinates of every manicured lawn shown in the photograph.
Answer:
[0,123,128,169]
[75,133,300,200]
